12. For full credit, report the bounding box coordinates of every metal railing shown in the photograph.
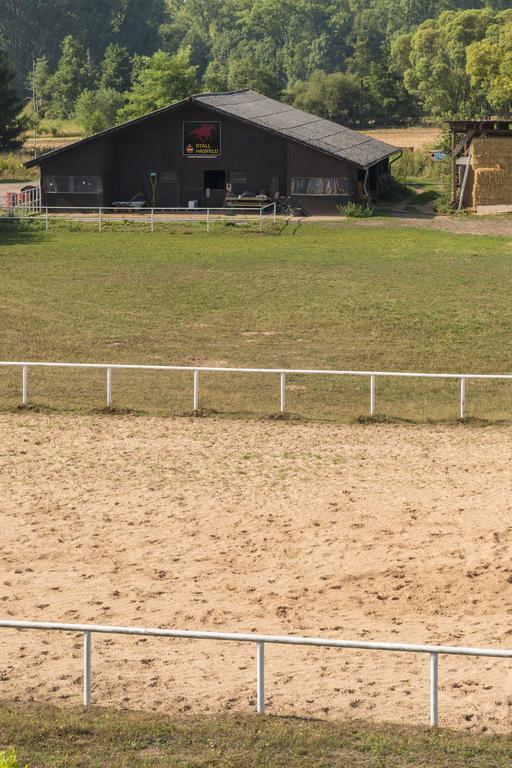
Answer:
[2,360,512,419]
[0,203,277,232]
[1,619,510,727]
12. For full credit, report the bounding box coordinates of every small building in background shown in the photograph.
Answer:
[448,119,512,213]
[25,90,399,216]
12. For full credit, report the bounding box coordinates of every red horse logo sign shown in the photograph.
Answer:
[183,121,221,157]
[190,124,217,142]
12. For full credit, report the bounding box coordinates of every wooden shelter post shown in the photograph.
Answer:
[451,128,457,208]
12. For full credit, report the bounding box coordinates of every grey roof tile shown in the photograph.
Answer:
[195,90,399,167]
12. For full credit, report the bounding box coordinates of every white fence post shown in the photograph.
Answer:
[370,375,376,417]
[273,202,277,224]
[460,378,466,419]
[193,369,199,411]
[150,208,154,233]
[45,207,49,232]
[106,367,112,408]
[22,365,29,405]
[430,652,439,727]
[280,373,286,414]
[259,208,263,233]
[207,208,210,233]
[98,208,102,232]
[83,631,92,706]
[256,641,265,714]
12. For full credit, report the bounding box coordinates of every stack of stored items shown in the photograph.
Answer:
[472,137,512,206]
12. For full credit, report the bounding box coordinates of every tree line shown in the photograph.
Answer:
[1,0,512,147]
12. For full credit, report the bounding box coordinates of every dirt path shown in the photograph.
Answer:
[1,414,511,731]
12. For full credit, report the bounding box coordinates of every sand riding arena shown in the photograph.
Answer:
[1,413,511,732]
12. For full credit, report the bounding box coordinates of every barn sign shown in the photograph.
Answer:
[183,121,221,157]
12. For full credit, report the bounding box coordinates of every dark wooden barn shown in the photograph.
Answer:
[26,90,399,215]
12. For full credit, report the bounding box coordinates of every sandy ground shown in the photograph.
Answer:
[1,414,512,732]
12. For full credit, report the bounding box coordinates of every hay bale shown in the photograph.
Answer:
[471,137,512,206]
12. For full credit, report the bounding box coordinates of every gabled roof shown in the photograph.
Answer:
[26,90,399,169]
[196,91,398,167]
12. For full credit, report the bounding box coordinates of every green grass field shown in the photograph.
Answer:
[1,703,511,767]
[1,221,512,422]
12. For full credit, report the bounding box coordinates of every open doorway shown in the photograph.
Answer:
[204,169,226,207]
[204,169,226,190]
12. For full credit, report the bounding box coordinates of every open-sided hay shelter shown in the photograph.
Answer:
[448,119,512,213]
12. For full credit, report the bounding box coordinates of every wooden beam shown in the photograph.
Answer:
[451,130,457,207]
[452,129,476,158]
[458,160,471,212]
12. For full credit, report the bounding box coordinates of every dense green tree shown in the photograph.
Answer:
[74,87,125,135]
[0,0,165,93]
[466,12,512,113]
[227,59,282,97]
[396,9,496,116]
[0,0,70,90]
[119,48,197,120]
[26,56,52,118]
[3,0,512,127]
[0,48,26,149]
[100,44,133,92]
[47,36,97,119]
[286,70,371,127]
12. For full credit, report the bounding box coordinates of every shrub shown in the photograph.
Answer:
[338,201,375,218]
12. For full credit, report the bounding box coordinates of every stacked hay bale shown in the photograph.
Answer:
[471,137,512,207]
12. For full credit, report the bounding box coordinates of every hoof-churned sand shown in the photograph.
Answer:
[1,414,511,731]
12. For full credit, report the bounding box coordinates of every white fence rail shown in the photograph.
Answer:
[1,619,511,727]
[2,360,512,419]
[0,203,277,232]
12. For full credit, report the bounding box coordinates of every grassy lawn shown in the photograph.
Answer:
[0,221,511,422]
[1,703,511,767]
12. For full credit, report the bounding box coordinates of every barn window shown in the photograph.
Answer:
[291,177,349,195]
[159,171,178,184]
[226,170,248,194]
[228,171,248,186]
[43,175,103,194]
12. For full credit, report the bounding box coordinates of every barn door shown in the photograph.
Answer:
[157,171,179,207]
[180,168,203,207]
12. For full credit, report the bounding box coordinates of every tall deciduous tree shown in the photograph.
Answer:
[395,9,496,117]
[75,87,125,135]
[100,44,133,92]
[0,48,26,149]
[47,36,96,119]
[466,12,512,113]
[119,48,197,120]
[286,70,372,127]
[26,56,52,118]
[0,0,165,93]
